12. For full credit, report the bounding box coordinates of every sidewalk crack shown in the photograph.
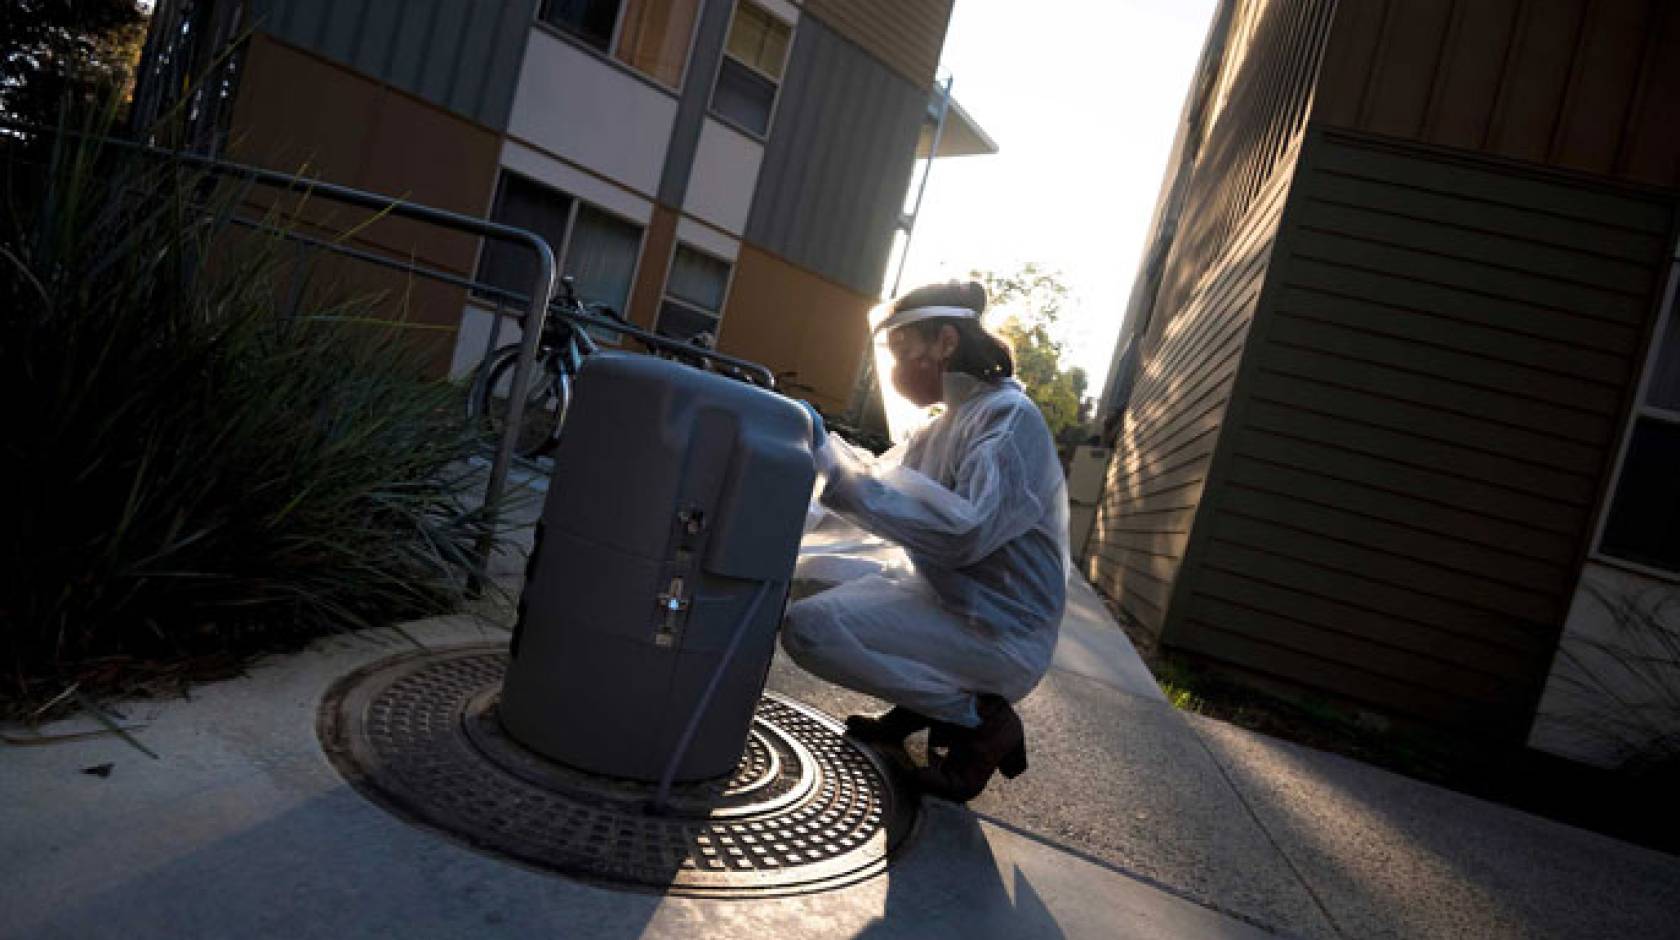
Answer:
[1182,715,1349,939]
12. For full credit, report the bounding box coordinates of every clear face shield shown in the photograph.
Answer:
[869,301,981,443]
[868,302,927,445]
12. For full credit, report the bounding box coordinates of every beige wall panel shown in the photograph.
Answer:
[802,0,952,86]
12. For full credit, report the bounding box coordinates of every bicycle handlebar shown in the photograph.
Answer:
[542,301,778,389]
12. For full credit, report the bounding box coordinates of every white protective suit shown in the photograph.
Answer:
[782,372,1070,727]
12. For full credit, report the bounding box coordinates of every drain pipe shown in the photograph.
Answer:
[649,578,777,814]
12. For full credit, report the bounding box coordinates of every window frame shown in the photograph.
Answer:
[471,171,581,308]
[535,0,705,93]
[655,241,735,342]
[1590,241,1680,583]
[470,170,649,339]
[706,0,795,141]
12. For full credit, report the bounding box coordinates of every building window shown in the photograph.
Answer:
[477,174,574,305]
[476,173,644,319]
[1597,253,1680,575]
[710,1,791,137]
[657,245,731,342]
[565,205,643,317]
[541,0,701,88]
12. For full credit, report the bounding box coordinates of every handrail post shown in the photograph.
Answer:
[475,241,558,584]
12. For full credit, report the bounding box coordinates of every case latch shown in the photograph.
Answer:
[654,576,690,647]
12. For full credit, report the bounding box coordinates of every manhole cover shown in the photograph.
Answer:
[318,645,918,897]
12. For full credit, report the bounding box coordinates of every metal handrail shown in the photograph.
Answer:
[8,124,556,574]
[229,212,779,385]
[13,123,783,578]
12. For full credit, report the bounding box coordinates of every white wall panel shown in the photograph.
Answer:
[449,302,524,379]
[507,29,676,198]
[683,118,763,236]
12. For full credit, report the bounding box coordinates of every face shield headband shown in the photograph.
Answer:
[871,304,980,335]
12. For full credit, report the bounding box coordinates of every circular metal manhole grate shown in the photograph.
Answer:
[318,645,917,897]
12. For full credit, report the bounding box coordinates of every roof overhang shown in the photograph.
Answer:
[916,96,997,158]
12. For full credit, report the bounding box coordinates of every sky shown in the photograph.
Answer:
[893,0,1219,406]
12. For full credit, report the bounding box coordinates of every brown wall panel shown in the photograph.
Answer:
[1548,0,1649,174]
[226,35,502,376]
[1423,0,1521,149]
[230,36,373,182]
[1484,0,1589,165]
[1359,0,1454,139]
[625,206,679,331]
[279,248,472,376]
[716,246,872,413]
[1312,0,1388,127]
[1315,0,1680,187]
[1615,2,1680,185]
[229,36,500,274]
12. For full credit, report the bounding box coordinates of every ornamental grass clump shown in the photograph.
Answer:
[1,119,504,713]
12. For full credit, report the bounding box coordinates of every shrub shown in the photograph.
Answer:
[1,117,504,712]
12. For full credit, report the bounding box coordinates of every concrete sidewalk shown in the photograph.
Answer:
[4,570,1678,938]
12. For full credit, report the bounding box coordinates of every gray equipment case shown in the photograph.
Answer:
[500,352,816,782]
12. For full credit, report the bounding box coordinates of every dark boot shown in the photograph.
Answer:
[915,694,1027,803]
[844,706,933,746]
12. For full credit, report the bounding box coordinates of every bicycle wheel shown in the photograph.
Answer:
[471,347,569,458]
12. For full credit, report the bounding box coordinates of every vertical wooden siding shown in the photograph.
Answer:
[1143,0,1336,354]
[249,0,538,129]
[1169,130,1677,733]
[1314,0,1680,188]
[1087,0,1335,638]
[747,17,926,296]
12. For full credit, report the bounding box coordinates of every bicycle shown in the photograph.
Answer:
[466,277,630,458]
[466,277,777,458]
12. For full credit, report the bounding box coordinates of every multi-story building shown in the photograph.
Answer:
[1090,0,1679,763]
[131,0,992,416]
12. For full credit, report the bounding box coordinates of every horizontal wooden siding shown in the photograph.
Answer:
[1167,129,1677,734]
[1088,167,1294,636]
[1087,0,1335,640]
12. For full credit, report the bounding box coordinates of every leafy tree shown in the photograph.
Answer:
[973,264,1093,440]
[1,1,148,134]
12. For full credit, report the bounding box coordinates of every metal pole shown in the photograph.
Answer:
[892,73,954,298]
[480,297,507,378]
[850,74,956,427]
[476,243,557,575]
